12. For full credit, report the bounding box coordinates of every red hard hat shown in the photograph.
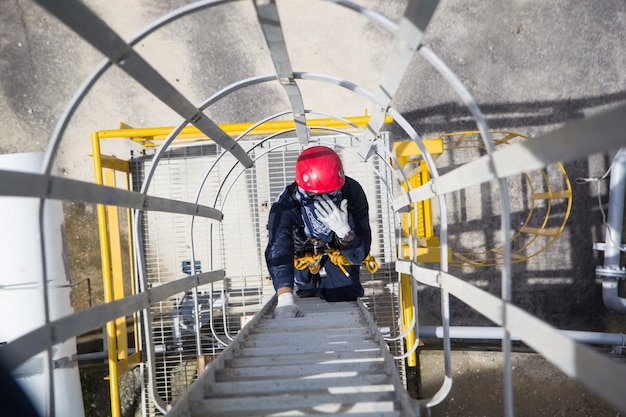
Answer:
[295,146,345,194]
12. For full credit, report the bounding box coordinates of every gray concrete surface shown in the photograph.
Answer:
[1,0,625,416]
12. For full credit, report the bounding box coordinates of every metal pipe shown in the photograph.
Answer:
[420,326,626,347]
[597,148,626,312]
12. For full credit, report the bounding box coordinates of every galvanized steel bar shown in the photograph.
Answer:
[415,50,514,412]
[388,107,453,408]
[40,0,236,178]
[359,0,439,159]
[396,102,626,211]
[254,0,310,145]
[0,169,223,220]
[420,326,626,347]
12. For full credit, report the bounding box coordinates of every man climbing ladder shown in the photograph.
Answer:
[265,145,373,318]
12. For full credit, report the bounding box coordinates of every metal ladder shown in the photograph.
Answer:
[168,295,418,417]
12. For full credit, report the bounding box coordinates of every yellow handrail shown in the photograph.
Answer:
[97,114,394,145]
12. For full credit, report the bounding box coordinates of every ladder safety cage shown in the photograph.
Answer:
[128,130,407,413]
[0,1,625,417]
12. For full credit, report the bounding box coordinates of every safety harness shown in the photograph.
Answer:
[288,183,379,276]
[294,249,379,276]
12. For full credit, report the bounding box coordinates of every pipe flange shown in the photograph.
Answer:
[596,266,626,279]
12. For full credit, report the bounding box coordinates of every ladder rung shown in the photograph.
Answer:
[253,319,368,333]
[226,349,384,367]
[204,374,395,397]
[242,333,375,348]
[296,299,359,308]
[215,361,388,382]
[190,392,398,416]
[234,341,381,358]
[239,341,378,354]
[519,226,559,236]
[246,326,373,341]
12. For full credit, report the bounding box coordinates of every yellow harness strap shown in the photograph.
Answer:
[293,252,323,275]
[294,249,379,275]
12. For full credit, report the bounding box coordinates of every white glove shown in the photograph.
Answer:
[314,195,351,239]
[273,292,304,319]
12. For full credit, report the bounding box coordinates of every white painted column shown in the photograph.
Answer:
[0,153,85,416]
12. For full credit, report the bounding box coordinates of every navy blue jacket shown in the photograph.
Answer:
[265,176,372,290]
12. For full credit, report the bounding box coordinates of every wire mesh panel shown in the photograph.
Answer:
[131,144,231,412]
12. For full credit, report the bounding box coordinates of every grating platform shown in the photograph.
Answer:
[167,295,418,417]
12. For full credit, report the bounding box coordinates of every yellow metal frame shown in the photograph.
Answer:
[394,131,573,267]
[394,138,445,168]
[400,274,417,367]
[92,133,141,417]
[98,114,393,145]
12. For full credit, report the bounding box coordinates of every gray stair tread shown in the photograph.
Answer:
[233,340,381,357]
[190,391,398,416]
[226,349,384,367]
[242,332,376,348]
[204,373,395,397]
[215,360,387,381]
[247,326,373,339]
[203,412,402,417]
[255,314,366,329]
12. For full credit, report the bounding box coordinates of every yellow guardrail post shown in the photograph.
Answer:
[92,132,122,417]
[92,133,143,417]
[400,274,417,367]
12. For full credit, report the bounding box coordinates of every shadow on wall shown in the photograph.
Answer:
[397,92,626,334]
[410,125,622,333]
[397,90,626,136]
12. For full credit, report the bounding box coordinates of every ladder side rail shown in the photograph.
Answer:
[166,293,278,415]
